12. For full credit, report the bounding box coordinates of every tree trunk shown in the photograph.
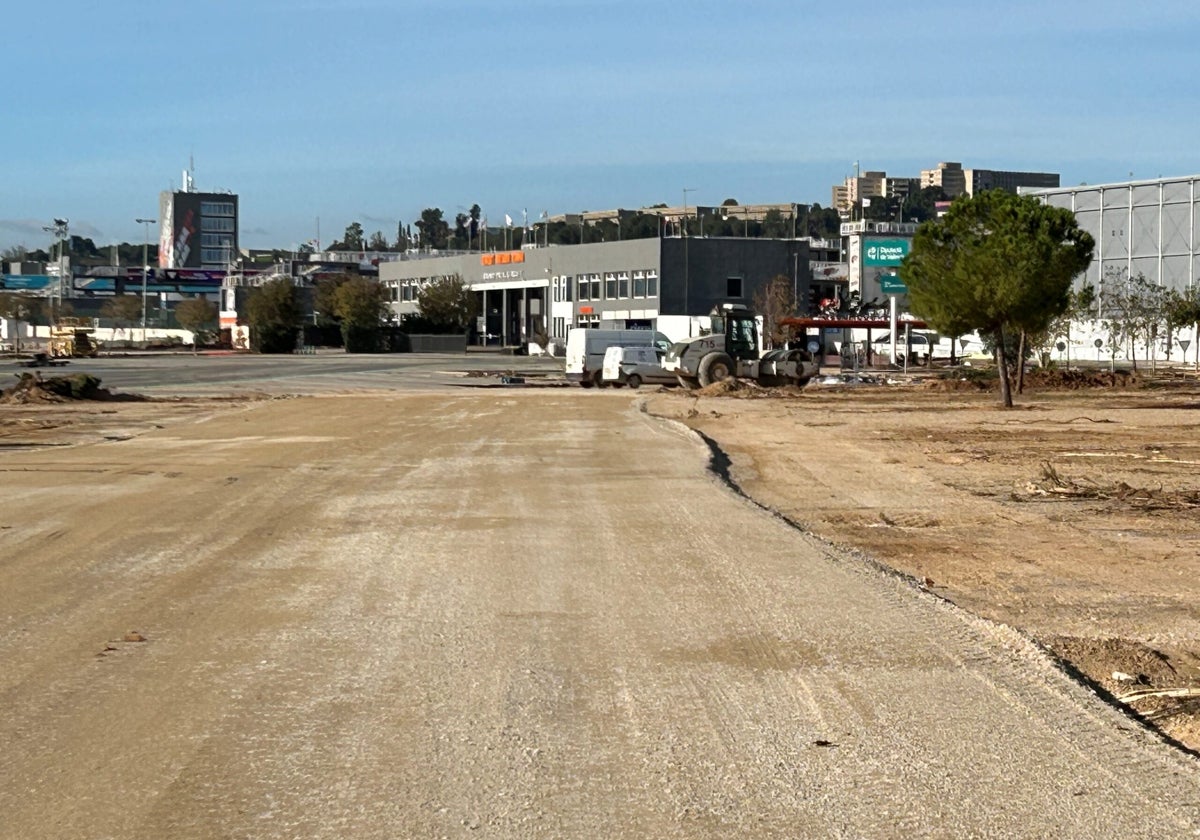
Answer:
[1016,330,1027,394]
[995,327,1013,408]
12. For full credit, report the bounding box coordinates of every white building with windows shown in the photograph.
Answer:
[378,236,812,347]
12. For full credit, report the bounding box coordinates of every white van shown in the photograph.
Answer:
[601,345,677,389]
[565,329,671,387]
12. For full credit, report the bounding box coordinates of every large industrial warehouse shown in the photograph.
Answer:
[1030,174,1200,293]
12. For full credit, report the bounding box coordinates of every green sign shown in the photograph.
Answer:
[879,272,908,295]
[862,237,910,266]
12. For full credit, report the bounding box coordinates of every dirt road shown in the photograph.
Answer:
[2,391,1199,838]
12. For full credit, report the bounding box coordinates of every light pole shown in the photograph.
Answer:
[41,218,69,317]
[136,218,156,343]
[682,188,696,330]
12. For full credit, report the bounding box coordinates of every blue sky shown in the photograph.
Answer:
[2,0,1197,253]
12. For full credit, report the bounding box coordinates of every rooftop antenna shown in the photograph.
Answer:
[182,155,196,193]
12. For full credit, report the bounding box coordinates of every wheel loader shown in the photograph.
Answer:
[662,303,818,390]
[48,318,101,358]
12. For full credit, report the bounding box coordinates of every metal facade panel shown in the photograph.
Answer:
[1163,180,1192,204]
[1102,208,1130,259]
[1162,200,1190,254]
[1162,255,1191,288]
[1131,184,1159,206]
[1103,187,1130,209]
[1131,205,1159,257]
[1130,256,1157,281]
[1072,191,1101,212]
[1099,258,1128,283]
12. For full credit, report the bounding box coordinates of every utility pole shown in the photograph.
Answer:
[682,188,696,331]
[42,218,69,318]
[136,218,156,343]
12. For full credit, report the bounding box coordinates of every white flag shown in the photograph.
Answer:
[505,213,513,227]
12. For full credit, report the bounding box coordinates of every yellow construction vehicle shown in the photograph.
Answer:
[49,318,101,358]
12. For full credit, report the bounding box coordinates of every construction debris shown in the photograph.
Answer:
[1021,461,1200,509]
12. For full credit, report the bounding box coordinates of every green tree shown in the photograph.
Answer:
[100,294,144,344]
[313,273,350,326]
[246,277,300,353]
[0,292,37,352]
[174,297,218,355]
[901,190,1095,407]
[1167,285,1200,370]
[901,186,949,224]
[1099,269,1168,371]
[332,222,364,251]
[416,208,449,250]
[416,273,478,333]
[367,230,389,252]
[333,276,388,352]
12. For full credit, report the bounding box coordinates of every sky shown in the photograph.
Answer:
[2,0,1198,254]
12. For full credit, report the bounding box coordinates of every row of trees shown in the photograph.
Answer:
[0,291,217,352]
[901,190,1200,407]
[244,274,476,353]
[2,240,158,268]
[323,201,846,254]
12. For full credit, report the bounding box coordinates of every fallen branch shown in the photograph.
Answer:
[1117,686,1200,703]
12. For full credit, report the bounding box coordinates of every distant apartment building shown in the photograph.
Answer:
[920,161,1059,198]
[833,171,920,214]
[921,162,968,197]
[158,168,239,269]
[966,168,1059,195]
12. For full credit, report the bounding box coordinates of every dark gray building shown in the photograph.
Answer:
[378,236,811,346]
[158,169,239,270]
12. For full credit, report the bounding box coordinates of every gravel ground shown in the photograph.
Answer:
[1,390,1199,838]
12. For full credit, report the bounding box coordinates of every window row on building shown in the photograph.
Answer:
[551,269,659,303]
[200,201,236,217]
[201,216,236,233]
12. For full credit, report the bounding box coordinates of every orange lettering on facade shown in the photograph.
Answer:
[497,253,511,264]
[578,306,594,314]
[481,254,495,266]
[511,252,525,263]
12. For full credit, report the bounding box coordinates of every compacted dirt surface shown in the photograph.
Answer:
[2,378,1200,838]
[645,370,1200,754]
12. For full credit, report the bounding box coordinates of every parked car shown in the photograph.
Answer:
[601,345,677,389]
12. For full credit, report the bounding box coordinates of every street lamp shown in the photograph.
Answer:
[136,218,156,343]
[682,188,696,329]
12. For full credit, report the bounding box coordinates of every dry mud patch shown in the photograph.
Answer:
[646,381,1200,752]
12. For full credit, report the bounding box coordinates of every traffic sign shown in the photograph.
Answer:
[879,272,908,295]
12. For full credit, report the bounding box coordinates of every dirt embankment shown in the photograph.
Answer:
[646,372,1200,752]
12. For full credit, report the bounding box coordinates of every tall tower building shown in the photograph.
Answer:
[158,165,239,269]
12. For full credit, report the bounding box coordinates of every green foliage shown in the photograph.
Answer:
[313,273,351,326]
[0,292,37,322]
[332,222,365,251]
[901,190,1095,406]
[246,277,300,353]
[416,273,478,332]
[100,294,143,330]
[175,297,218,350]
[416,208,450,250]
[333,276,388,353]
[901,187,949,224]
